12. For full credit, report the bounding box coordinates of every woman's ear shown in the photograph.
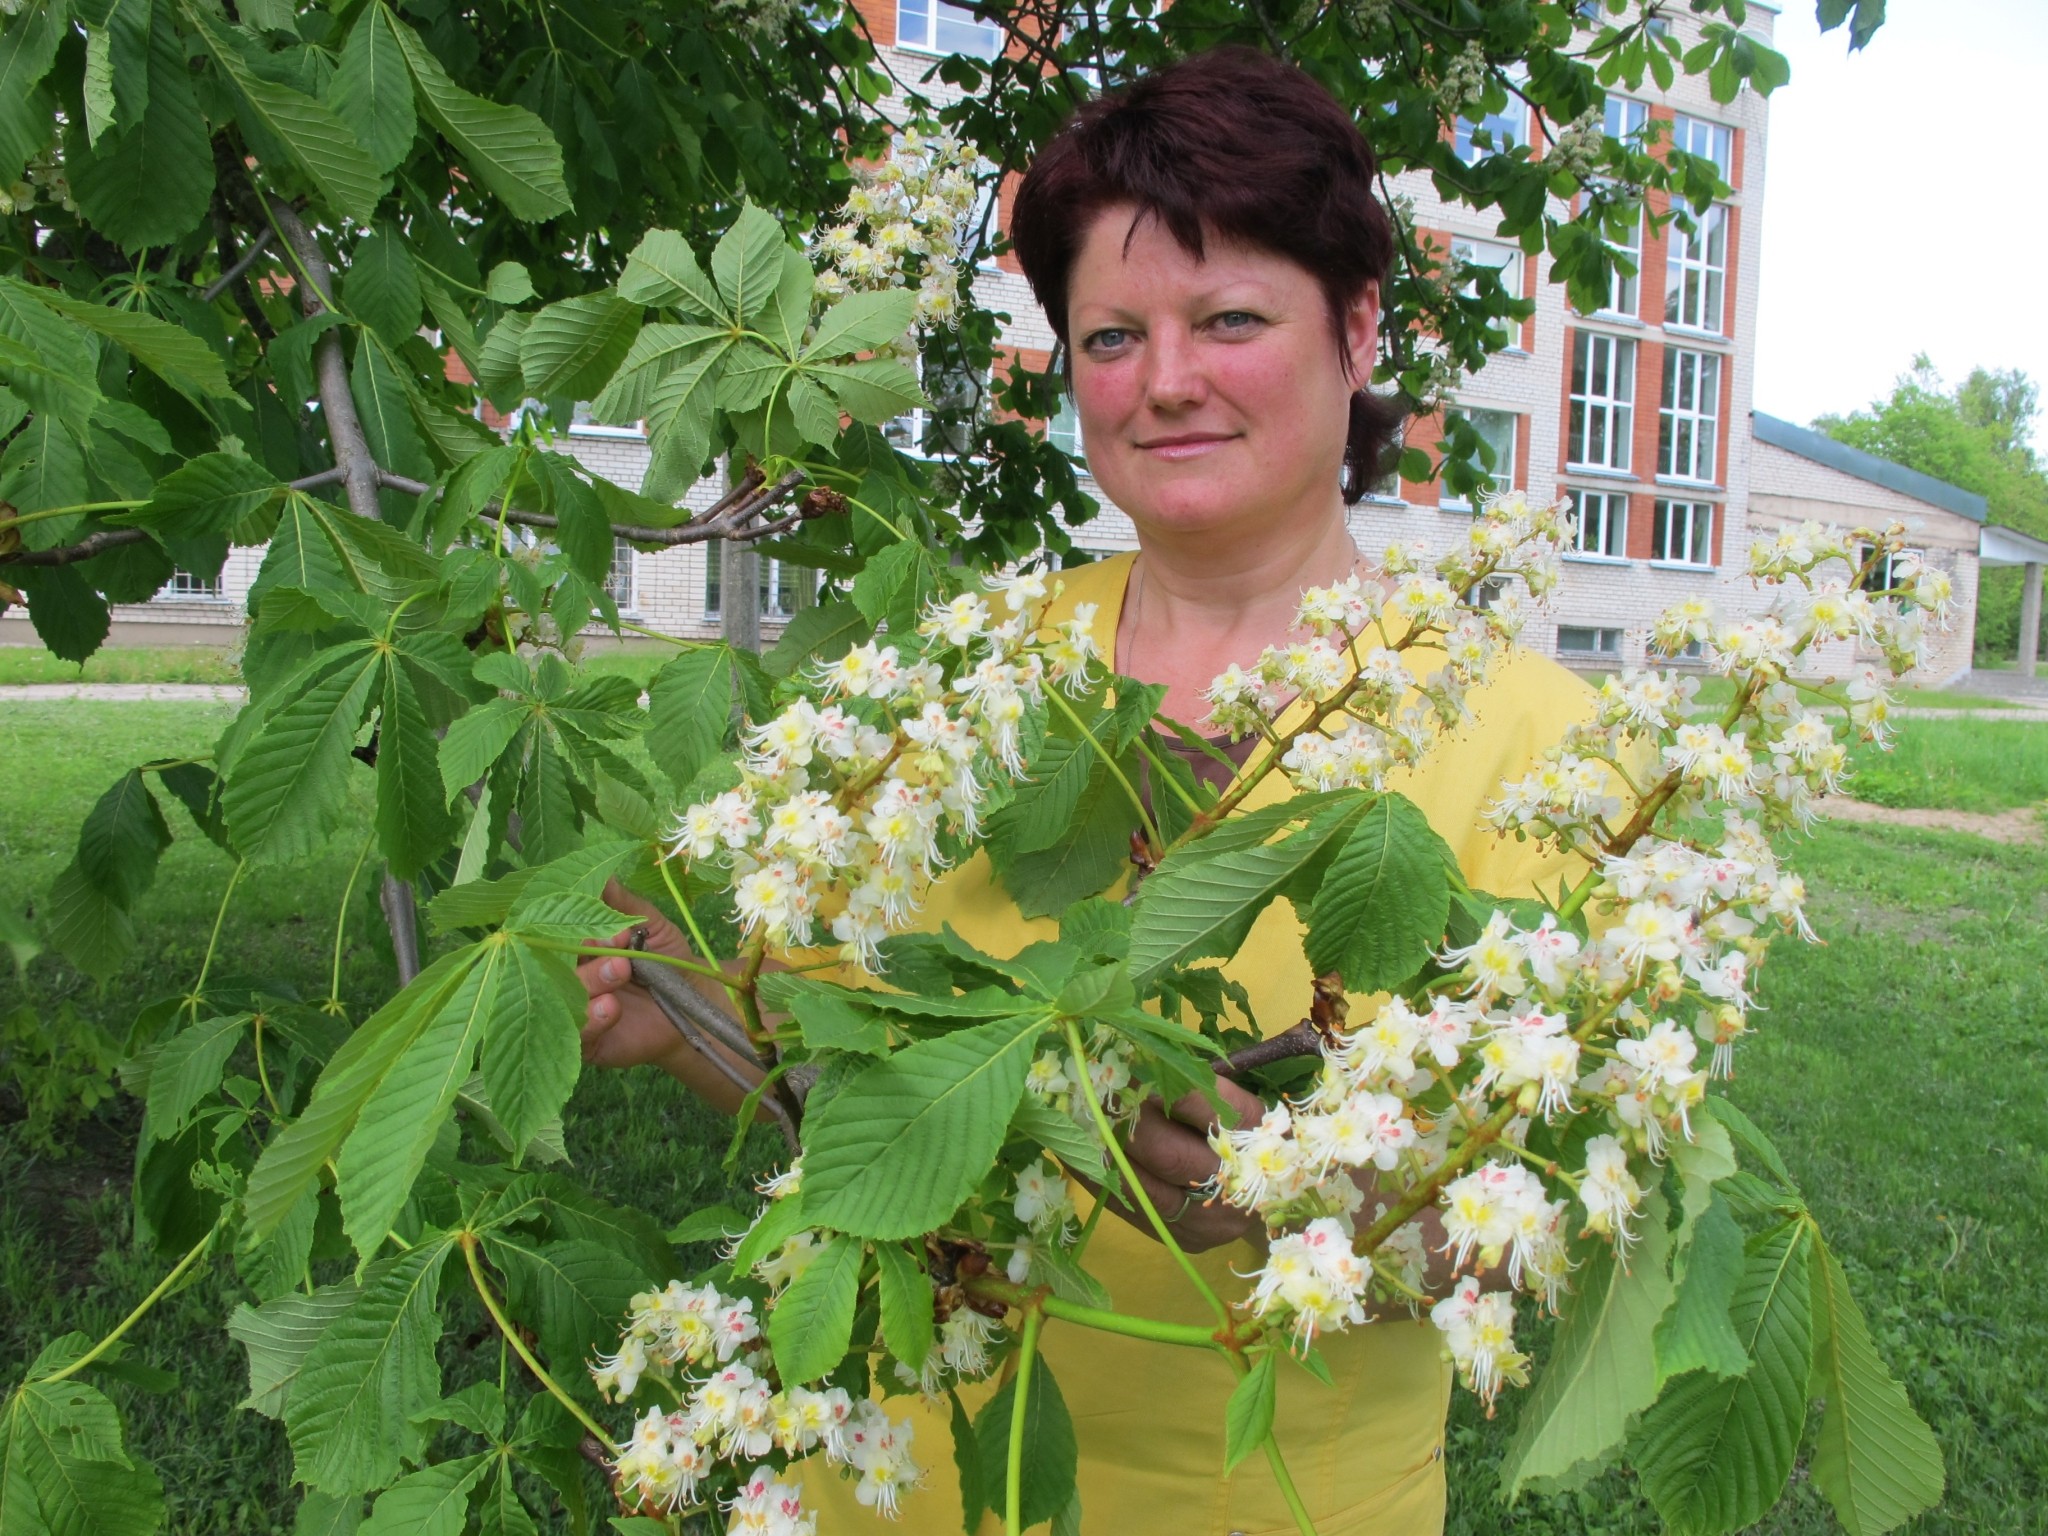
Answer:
[1343,280,1380,383]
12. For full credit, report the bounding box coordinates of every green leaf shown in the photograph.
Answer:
[485,261,534,304]
[222,646,378,864]
[484,1234,644,1374]
[387,12,571,222]
[344,227,423,347]
[645,644,737,787]
[76,768,172,907]
[376,657,460,879]
[761,245,818,354]
[1008,1094,1104,1176]
[1303,794,1453,990]
[0,1375,165,1536]
[285,1237,453,1494]
[992,751,1136,921]
[615,228,723,316]
[479,941,585,1155]
[0,0,65,184]
[361,1454,486,1536]
[1501,1198,1675,1496]
[972,1357,1077,1531]
[243,949,475,1242]
[873,1243,935,1373]
[67,0,215,250]
[477,1463,536,1536]
[336,946,503,1258]
[119,452,283,538]
[804,289,918,360]
[769,1234,863,1385]
[351,335,433,497]
[330,1,414,175]
[229,1280,361,1419]
[520,294,641,402]
[711,202,791,327]
[802,1013,1047,1240]
[1632,1220,1814,1536]
[812,357,926,425]
[141,1013,249,1144]
[1655,1192,1750,1386]
[1223,1351,1277,1473]
[762,599,866,679]
[1807,1240,1943,1535]
[184,5,383,224]
[438,698,527,805]
[43,859,135,981]
[292,1490,365,1536]
[14,281,233,399]
[949,1392,984,1536]
[1128,796,1366,986]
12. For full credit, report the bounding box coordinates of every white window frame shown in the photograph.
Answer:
[1556,624,1624,659]
[569,400,646,439]
[1671,113,1734,179]
[704,553,806,622]
[158,568,228,601]
[604,537,638,614]
[1454,96,1527,166]
[1651,498,1716,567]
[1441,407,1517,510]
[1857,543,1924,595]
[1604,95,1648,143]
[1602,202,1642,318]
[886,355,986,461]
[894,0,1001,57]
[1664,203,1728,335]
[1659,347,1721,483]
[1569,331,1636,473]
[1047,392,1084,462]
[1569,489,1629,559]
[1451,236,1524,345]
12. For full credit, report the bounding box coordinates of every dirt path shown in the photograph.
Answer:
[0,683,247,702]
[1818,795,2045,845]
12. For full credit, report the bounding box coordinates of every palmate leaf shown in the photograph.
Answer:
[242,948,476,1242]
[42,859,135,981]
[972,1357,1077,1531]
[15,566,109,667]
[615,228,724,316]
[804,288,918,360]
[0,0,65,183]
[183,5,383,224]
[0,1373,165,1536]
[1223,1351,1277,1473]
[988,716,1098,857]
[330,1,415,174]
[991,751,1135,921]
[117,452,284,539]
[140,1012,249,1144]
[67,0,215,250]
[336,942,508,1257]
[481,1234,643,1377]
[1127,794,1367,987]
[1303,793,1454,991]
[75,768,172,908]
[1807,1240,1944,1535]
[438,698,527,804]
[1655,1191,1750,1386]
[375,657,460,879]
[768,1234,863,1386]
[228,1278,361,1419]
[1632,1219,1814,1536]
[810,357,926,425]
[344,227,423,347]
[873,1244,935,1373]
[519,294,641,400]
[11,281,233,400]
[711,202,791,327]
[360,1454,487,1536]
[285,1235,454,1494]
[802,1013,1048,1240]
[587,322,726,424]
[386,8,571,223]
[221,645,379,864]
[1500,1196,1675,1496]
[645,644,738,787]
[478,940,585,1154]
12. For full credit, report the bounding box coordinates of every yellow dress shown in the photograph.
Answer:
[803,552,1602,1536]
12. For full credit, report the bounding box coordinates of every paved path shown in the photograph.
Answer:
[1819,795,2044,845]
[0,683,248,702]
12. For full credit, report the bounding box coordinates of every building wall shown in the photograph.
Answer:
[1747,437,1982,684]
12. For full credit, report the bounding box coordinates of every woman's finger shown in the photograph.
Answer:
[575,952,637,1001]
[1124,1099,1222,1190]
[1164,1074,1265,1136]
[600,876,664,922]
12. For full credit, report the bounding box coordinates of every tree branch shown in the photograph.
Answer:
[200,226,277,305]
[1,467,353,567]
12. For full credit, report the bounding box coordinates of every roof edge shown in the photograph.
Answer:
[1751,411,1989,525]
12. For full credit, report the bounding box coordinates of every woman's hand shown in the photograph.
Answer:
[1107,1075,1269,1255]
[575,879,698,1074]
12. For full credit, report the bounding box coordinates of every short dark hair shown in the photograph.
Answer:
[1010,47,1404,504]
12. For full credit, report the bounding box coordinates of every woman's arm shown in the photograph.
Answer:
[576,879,764,1116]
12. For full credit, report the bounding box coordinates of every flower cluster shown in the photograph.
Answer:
[814,124,989,331]
[667,572,1098,972]
[598,1274,923,1522]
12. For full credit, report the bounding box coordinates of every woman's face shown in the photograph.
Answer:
[1065,206,1377,545]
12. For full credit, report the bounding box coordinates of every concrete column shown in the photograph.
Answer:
[2020,561,2043,679]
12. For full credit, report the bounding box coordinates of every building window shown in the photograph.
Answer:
[1659,347,1721,482]
[1855,543,1923,594]
[1452,237,1522,304]
[895,0,1001,57]
[886,356,984,459]
[604,538,636,613]
[570,400,645,438]
[1441,408,1517,508]
[1570,490,1629,558]
[160,568,226,600]
[1601,202,1642,317]
[1603,96,1648,143]
[1047,393,1084,461]
[1569,331,1636,472]
[1651,499,1715,566]
[1671,113,1734,179]
[705,554,806,621]
[1454,97,1526,165]
[1557,625,1624,658]
[1665,203,1728,334]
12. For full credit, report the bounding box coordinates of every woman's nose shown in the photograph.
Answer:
[1141,325,1206,412]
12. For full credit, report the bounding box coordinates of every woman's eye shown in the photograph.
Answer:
[1213,310,1262,332]
[1083,328,1130,354]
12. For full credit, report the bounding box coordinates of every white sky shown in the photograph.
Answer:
[1752,0,2048,433]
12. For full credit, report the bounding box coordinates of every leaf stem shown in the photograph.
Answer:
[326,832,376,1011]
[459,1233,614,1446]
[1004,1307,1044,1536]
[1045,687,1163,855]
[188,860,245,1019]
[0,500,148,531]
[1062,1019,1228,1328]
[966,1275,1224,1349]
[529,938,731,986]
[36,1214,226,1386]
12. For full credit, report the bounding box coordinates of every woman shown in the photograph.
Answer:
[580,47,1600,1535]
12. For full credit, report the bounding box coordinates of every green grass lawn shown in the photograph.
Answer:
[0,645,245,686]
[1680,674,2039,714]
[2,701,2042,1534]
[1845,718,2048,813]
